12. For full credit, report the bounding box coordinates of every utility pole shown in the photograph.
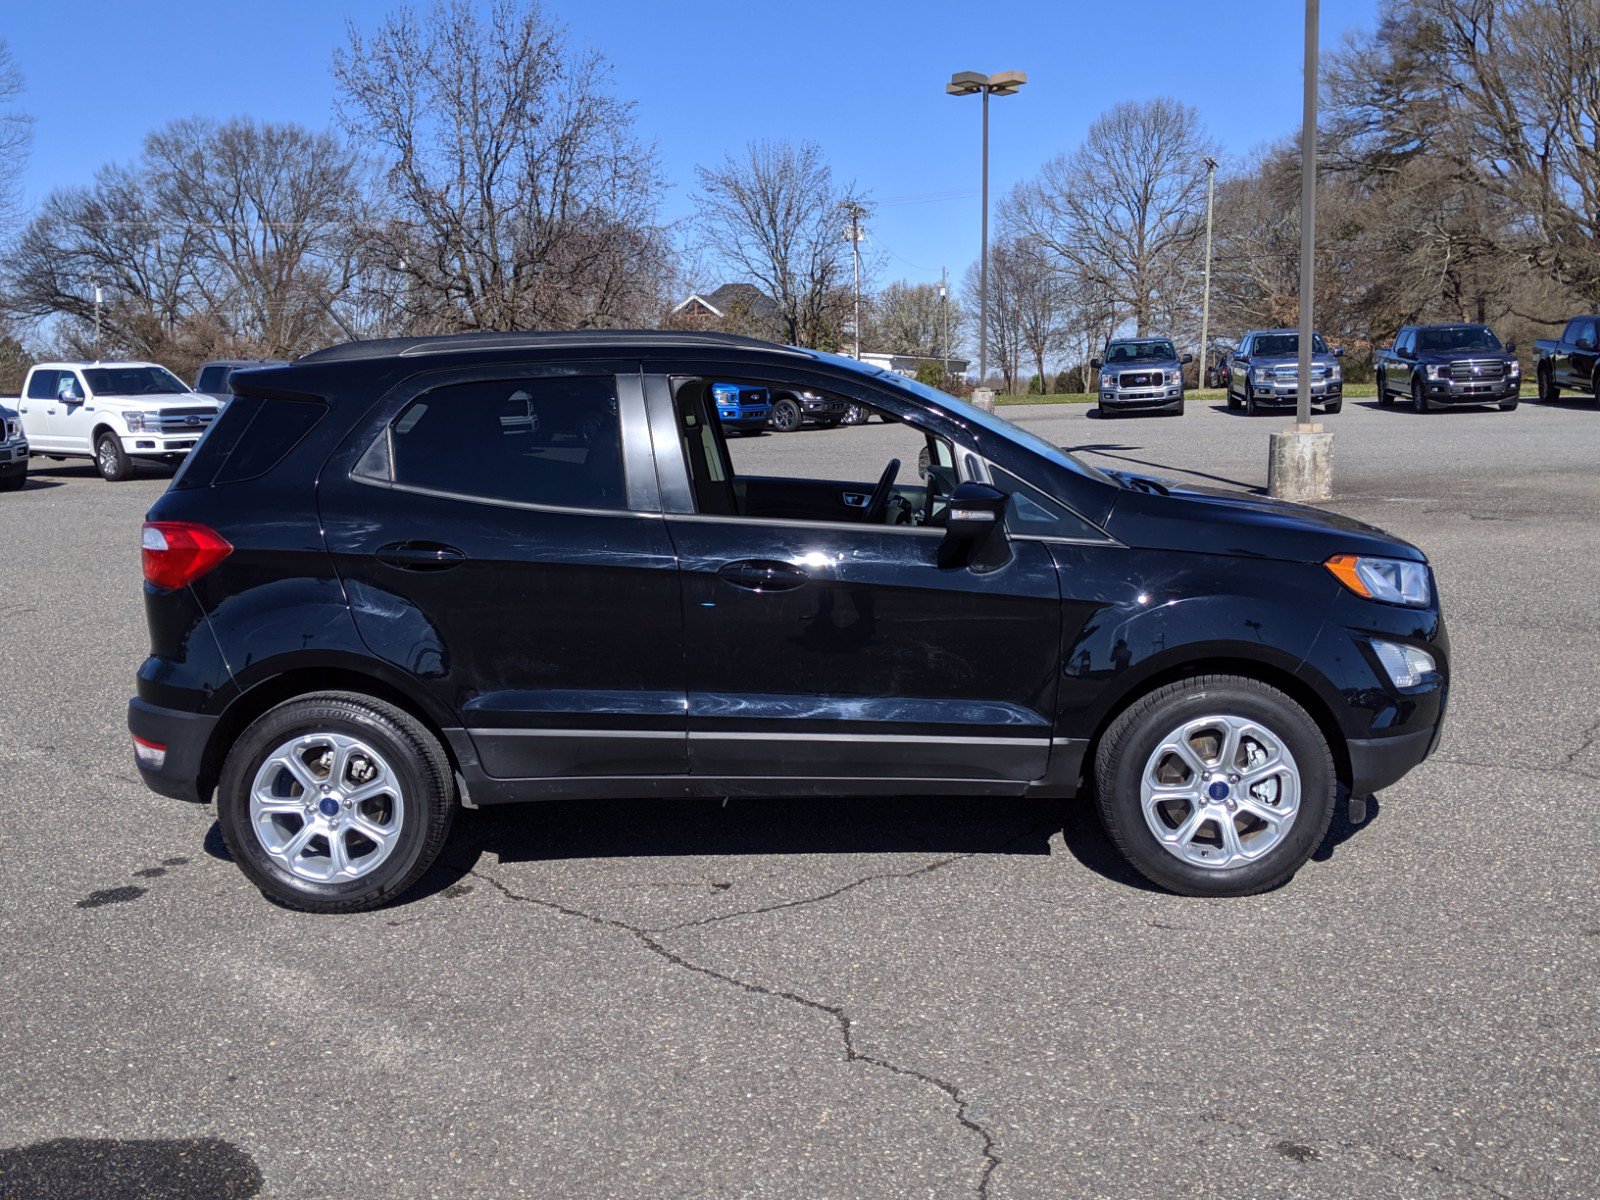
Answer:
[940,266,950,383]
[843,202,866,359]
[93,282,102,360]
[1267,0,1333,502]
[1198,157,1218,389]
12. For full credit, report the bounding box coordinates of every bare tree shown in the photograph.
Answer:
[693,140,863,349]
[964,245,1025,393]
[0,38,34,236]
[334,0,669,333]
[1010,98,1220,336]
[866,280,962,358]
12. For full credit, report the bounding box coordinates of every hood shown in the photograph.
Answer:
[1105,356,1181,370]
[1413,347,1514,364]
[1248,351,1339,367]
[99,391,219,408]
[1103,472,1425,564]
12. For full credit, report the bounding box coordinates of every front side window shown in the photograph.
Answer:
[58,373,85,401]
[376,376,626,510]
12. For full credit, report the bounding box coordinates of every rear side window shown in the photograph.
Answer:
[372,376,626,510]
[196,365,231,393]
[172,396,327,490]
[26,370,61,400]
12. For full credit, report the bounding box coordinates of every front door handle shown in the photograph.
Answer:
[841,491,870,508]
[376,541,467,571]
[717,559,809,593]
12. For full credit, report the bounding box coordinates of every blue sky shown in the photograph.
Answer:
[6,0,1379,290]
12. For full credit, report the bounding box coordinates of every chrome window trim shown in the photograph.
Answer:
[350,472,662,521]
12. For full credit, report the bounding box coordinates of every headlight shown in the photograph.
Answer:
[1324,554,1432,607]
[1252,366,1273,383]
[124,411,157,432]
[1168,369,1183,384]
[1369,639,1437,688]
[1426,364,1447,380]
[1100,372,1115,389]
[1508,359,1521,376]
[1329,363,1342,382]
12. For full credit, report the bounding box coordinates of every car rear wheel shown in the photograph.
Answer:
[217,692,455,913]
[1411,377,1430,413]
[770,398,803,432]
[95,432,133,481]
[1538,366,1558,403]
[1093,675,1336,897]
[1376,371,1393,406]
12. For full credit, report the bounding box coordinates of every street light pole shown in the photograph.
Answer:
[1198,156,1218,388]
[948,70,1026,398]
[843,201,865,358]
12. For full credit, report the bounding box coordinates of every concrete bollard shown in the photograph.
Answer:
[971,387,996,414]
[1267,423,1333,502]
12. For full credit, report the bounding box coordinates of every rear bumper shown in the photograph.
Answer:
[127,697,217,803]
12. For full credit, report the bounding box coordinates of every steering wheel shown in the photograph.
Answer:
[862,458,901,523]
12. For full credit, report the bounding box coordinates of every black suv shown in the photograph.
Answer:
[130,332,1448,912]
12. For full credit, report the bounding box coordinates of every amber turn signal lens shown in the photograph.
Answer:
[1323,554,1370,597]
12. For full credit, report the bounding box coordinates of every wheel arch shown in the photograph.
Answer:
[1083,655,1352,793]
[197,664,461,807]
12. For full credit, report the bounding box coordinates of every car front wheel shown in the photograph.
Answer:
[770,398,803,432]
[1093,675,1336,897]
[217,692,455,912]
[96,433,133,481]
[1412,377,1429,413]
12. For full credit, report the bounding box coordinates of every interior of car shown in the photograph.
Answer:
[670,377,958,529]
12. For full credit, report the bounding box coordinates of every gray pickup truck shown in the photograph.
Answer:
[1225,329,1344,415]
[1532,315,1600,404]
[0,399,28,491]
[1091,337,1191,417]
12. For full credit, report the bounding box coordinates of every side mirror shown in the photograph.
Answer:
[1089,357,1102,370]
[939,481,1011,573]
[1181,353,1194,364]
[1505,339,1517,354]
[1333,346,1345,358]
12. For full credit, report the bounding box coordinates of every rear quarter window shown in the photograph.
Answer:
[172,396,327,490]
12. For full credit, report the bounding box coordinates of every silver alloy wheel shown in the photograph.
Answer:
[1139,714,1301,870]
[98,439,118,477]
[249,732,405,883]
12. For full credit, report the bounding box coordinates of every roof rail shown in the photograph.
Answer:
[296,329,813,364]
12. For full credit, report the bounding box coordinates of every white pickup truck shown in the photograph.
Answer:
[12,362,220,481]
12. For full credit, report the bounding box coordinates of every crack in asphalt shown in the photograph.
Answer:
[463,860,1003,1197]
[1428,753,1599,783]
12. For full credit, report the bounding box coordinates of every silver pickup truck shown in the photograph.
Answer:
[0,399,28,491]
[1091,338,1191,417]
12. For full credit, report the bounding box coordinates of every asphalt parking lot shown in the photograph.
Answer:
[2,394,1597,1199]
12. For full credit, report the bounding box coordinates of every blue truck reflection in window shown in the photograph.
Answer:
[711,382,772,435]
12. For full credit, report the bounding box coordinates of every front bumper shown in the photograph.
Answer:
[1100,387,1183,410]
[122,434,201,456]
[800,397,849,418]
[717,409,772,430]
[1424,378,1520,404]
[1250,381,1343,405]
[0,439,27,467]
[1347,725,1440,797]
[127,697,218,803]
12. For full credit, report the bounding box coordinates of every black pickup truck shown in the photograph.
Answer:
[1532,315,1600,404]
[1373,324,1521,413]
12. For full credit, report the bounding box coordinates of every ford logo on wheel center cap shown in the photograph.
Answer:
[318,796,341,817]
[1207,781,1231,801]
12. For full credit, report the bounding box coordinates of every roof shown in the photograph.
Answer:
[296,329,812,365]
[33,360,164,370]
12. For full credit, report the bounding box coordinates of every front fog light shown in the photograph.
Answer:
[1371,640,1436,688]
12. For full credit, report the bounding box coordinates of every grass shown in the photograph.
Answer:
[993,382,1537,406]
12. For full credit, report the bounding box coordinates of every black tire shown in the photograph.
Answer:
[1376,371,1393,406]
[1226,382,1241,410]
[1095,405,1115,419]
[1323,398,1342,414]
[1170,400,1185,416]
[770,398,803,433]
[1498,394,1519,412]
[1538,366,1558,403]
[1244,384,1258,416]
[217,691,456,913]
[1411,376,1429,414]
[1093,674,1337,897]
[0,467,24,492]
[95,432,133,481]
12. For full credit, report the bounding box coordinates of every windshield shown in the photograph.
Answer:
[1104,340,1177,363]
[863,366,1116,486]
[84,366,190,396]
[1416,326,1501,353]
[1252,333,1329,357]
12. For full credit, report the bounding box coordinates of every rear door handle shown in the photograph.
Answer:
[717,559,809,593]
[376,541,466,571]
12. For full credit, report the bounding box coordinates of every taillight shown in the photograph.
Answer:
[142,521,232,589]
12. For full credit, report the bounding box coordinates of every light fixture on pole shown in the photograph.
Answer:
[947,70,1026,402]
[1197,156,1218,389]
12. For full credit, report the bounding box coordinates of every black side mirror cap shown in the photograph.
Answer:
[1181,353,1194,364]
[940,482,1011,573]
[1089,357,1102,370]
[1505,339,1517,353]
[1333,346,1345,357]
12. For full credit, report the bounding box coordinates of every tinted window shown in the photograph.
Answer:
[26,370,60,400]
[1252,333,1330,356]
[1416,326,1500,353]
[992,466,1104,540]
[83,366,189,395]
[1105,340,1177,362]
[215,399,326,484]
[196,365,232,393]
[385,376,625,510]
